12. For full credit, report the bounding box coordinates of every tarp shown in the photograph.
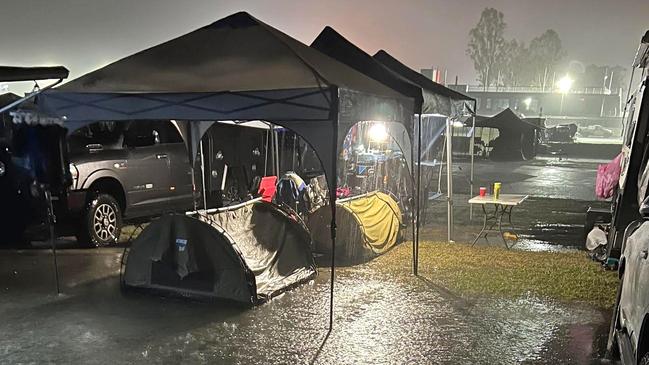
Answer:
[308,191,402,264]
[123,200,316,304]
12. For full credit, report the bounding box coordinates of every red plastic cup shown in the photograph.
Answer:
[479,187,487,197]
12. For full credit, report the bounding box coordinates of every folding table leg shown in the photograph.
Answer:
[471,204,489,246]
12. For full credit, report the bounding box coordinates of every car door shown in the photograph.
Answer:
[631,222,649,347]
[620,222,649,346]
[160,121,195,211]
[122,121,172,217]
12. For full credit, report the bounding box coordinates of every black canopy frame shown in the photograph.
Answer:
[38,12,415,331]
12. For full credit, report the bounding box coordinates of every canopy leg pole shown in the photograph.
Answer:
[292,133,297,171]
[44,188,61,295]
[328,122,338,332]
[415,114,422,275]
[264,129,269,176]
[274,127,281,176]
[469,108,476,221]
[446,118,454,242]
[438,135,446,194]
[189,124,198,211]
[200,139,207,209]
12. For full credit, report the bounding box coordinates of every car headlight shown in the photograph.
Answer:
[69,163,79,189]
[0,161,5,177]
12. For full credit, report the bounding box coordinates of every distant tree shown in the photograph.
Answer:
[501,39,533,87]
[528,30,564,88]
[466,8,507,87]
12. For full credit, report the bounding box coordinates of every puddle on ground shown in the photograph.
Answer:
[0,251,612,364]
[514,238,579,253]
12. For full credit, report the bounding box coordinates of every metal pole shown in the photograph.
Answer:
[446,118,454,242]
[329,120,338,332]
[274,127,280,176]
[188,124,198,210]
[0,78,64,115]
[199,139,208,209]
[469,102,476,220]
[415,114,422,275]
[410,117,417,275]
[44,188,61,294]
[264,129,269,176]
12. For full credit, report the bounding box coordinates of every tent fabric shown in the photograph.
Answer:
[199,200,316,299]
[123,213,257,303]
[311,27,424,115]
[308,191,403,263]
[123,200,316,304]
[36,11,415,203]
[310,27,418,173]
[373,50,474,117]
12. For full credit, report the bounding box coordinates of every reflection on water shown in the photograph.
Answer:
[0,251,609,364]
[514,238,578,253]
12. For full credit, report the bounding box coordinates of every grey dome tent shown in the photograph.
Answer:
[123,199,316,304]
[37,12,415,328]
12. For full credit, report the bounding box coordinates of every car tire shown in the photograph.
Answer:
[78,193,122,247]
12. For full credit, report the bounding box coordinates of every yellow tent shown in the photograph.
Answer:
[309,191,403,264]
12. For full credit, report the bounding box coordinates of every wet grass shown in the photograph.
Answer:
[373,241,619,309]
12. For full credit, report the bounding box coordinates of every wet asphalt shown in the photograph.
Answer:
[0,157,619,364]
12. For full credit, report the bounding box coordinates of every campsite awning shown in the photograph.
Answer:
[35,12,417,329]
[473,108,542,134]
[373,50,474,117]
[310,27,421,173]
[37,12,415,200]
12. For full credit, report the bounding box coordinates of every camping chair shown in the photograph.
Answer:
[258,176,278,202]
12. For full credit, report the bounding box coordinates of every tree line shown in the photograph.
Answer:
[466,8,626,91]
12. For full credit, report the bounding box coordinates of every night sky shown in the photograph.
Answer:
[2,0,647,94]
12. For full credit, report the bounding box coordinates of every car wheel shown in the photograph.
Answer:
[78,193,122,247]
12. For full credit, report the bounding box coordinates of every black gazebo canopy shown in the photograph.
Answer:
[38,11,415,329]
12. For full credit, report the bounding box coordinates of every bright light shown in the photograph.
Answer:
[368,123,388,142]
[556,75,573,93]
[452,121,465,128]
[523,97,532,109]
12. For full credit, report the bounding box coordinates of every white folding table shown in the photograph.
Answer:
[468,194,528,249]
